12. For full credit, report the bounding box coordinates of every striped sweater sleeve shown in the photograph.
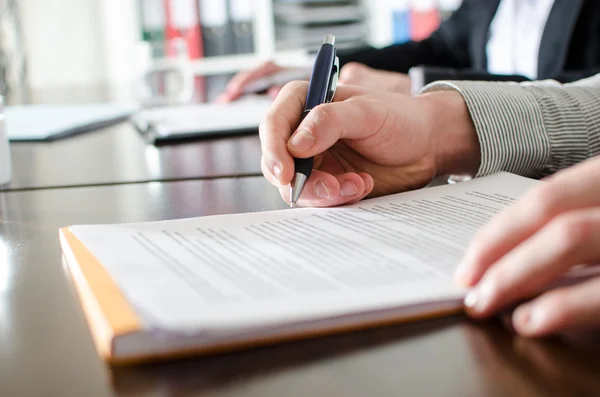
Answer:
[421,73,600,178]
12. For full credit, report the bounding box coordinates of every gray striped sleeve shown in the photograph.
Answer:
[421,74,600,178]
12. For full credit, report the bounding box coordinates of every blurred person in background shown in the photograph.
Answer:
[218,0,600,102]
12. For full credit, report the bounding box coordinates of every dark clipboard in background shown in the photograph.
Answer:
[131,96,273,145]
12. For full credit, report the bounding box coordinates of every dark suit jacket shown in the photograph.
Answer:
[338,0,600,84]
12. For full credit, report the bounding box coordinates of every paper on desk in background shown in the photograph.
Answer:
[5,103,137,142]
[131,95,273,144]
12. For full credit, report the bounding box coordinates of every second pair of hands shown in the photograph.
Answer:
[217,61,413,103]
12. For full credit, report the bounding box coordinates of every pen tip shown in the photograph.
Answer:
[290,201,296,209]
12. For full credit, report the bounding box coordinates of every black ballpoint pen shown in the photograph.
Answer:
[290,34,339,208]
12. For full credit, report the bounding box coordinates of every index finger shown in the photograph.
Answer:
[259,82,369,187]
[259,81,308,186]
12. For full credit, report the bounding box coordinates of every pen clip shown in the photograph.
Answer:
[326,56,339,103]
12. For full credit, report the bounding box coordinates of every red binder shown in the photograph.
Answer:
[164,0,204,59]
[164,0,206,102]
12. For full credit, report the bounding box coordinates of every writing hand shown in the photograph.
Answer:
[259,81,480,207]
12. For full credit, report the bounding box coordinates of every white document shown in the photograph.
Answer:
[5,103,136,141]
[70,173,539,332]
[131,95,273,143]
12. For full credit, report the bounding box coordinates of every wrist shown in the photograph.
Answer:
[419,90,481,176]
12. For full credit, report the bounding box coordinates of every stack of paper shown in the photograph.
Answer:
[60,173,541,364]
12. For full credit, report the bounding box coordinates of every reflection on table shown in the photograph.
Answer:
[1,176,599,397]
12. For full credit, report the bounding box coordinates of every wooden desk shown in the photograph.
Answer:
[7,122,262,191]
[1,177,599,397]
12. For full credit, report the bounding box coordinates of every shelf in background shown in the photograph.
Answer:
[152,49,313,76]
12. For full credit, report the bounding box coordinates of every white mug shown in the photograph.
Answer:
[0,96,11,186]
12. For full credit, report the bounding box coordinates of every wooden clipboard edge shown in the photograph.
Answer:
[59,227,142,360]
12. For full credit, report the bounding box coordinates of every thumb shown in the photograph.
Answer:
[286,96,389,159]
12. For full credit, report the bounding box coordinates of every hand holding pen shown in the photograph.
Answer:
[259,35,479,208]
[289,34,340,207]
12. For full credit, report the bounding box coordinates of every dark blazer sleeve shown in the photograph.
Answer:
[416,67,600,85]
[337,1,474,73]
[552,69,600,83]
[416,67,530,84]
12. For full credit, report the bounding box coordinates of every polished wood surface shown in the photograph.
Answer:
[6,79,262,191]
[7,122,262,191]
[1,177,600,397]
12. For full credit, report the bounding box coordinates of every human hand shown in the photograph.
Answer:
[259,81,480,207]
[455,156,600,337]
[338,63,412,94]
[216,61,287,103]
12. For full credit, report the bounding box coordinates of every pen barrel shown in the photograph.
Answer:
[293,37,335,181]
[293,157,314,178]
[305,43,336,109]
[293,109,315,177]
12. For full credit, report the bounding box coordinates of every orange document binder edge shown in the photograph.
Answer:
[59,227,142,362]
[59,226,464,365]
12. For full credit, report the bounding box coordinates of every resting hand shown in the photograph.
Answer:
[456,156,600,337]
[259,82,480,207]
[217,62,287,103]
[339,63,412,94]
[218,61,413,103]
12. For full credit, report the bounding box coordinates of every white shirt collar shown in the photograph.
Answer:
[486,0,556,79]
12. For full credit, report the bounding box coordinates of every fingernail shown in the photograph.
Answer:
[464,290,478,309]
[272,163,282,179]
[464,279,494,314]
[515,305,544,334]
[340,180,358,197]
[314,180,331,199]
[288,129,315,151]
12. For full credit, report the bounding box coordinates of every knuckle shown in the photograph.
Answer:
[485,267,510,294]
[259,112,285,142]
[339,62,366,82]
[259,117,283,149]
[283,80,308,93]
[258,113,273,140]
[552,214,593,255]
[307,104,340,133]
[530,183,562,220]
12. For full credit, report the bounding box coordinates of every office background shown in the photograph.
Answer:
[5,2,600,397]
[2,0,462,105]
